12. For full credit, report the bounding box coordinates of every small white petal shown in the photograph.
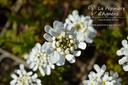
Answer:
[122,40,128,48]
[68,14,75,21]
[45,66,51,75]
[116,50,123,56]
[39,67,45,76]
[53,21,59,28]
[49,29,57,37]
[102,73,108,81]
[101,64,106,73]
[73,51,81,57]
[11,74,17,79]
[10,80,17,85]
[43,33,52,41]
[27,71,33,76]
[29,62,35,69]
[56,55,65,66]
[44,25,52,33]
[78,42,86,50]
[76,32,84,42]
[19,64,24,70]
[32,73,38,79]
[93,64,101,73]
[49,51,59,64]
[33,64,38,71]
[123,65,128,71]
[118,57,127,65]
[69,57,76,63]
[65,54,74,61]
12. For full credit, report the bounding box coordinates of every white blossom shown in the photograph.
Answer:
[24,42,55,76]
[43,21,86,66]
[116,37,128,71]
[65,10,97,43]
[10,64,41,85]
[82,64,122,85]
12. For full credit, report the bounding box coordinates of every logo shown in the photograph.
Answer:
[88,4,125,18]
[88,4,97,17]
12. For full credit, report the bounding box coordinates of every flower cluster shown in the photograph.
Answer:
[24,42,55,76]
[116,37,128,71]
[43,21,87,66]
[11,10,97,84]
[10,64,41,85]
[82,64,122,85]
[65,10,97,43]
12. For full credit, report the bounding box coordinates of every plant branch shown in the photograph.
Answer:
[0,48,29,68]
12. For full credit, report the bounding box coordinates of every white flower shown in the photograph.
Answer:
[24,42,55,76]
[43,21,86,66]
[82,64,122,85]
[10,64,41,85]
[65,10,97,43]
[116,38,128,71]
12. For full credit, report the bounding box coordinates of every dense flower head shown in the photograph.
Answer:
[65,10,97,43]
[10,64,41,85]
[116,37,128,71]
[24,42,55,76]
[82,64,122,85]
[43,21,86,66]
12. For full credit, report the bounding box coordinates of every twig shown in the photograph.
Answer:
[0,48,29,68]
[81,51,98,80]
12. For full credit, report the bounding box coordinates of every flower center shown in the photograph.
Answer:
[75,24,81,31]
[52,32,75,56]
[35,52,47,67]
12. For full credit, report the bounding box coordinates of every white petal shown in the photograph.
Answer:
[116,50,123,56]
[53,21,59,29]
[32,73,38,79]
[87,27,97,38]
[49,51,60,64]
[56,55,65,66]
[27,71,33,76]
[44,25,52,34]
[122,40,128,48]
[39,67,45,76]
[84,36,93,43]
[33,64,38,71]
[29,62,35,69]
[10,80,17,85]
[123,65,128,71]
[78,42,86,50]
[68,14,75,21]
[93,64,100,73]
[118,57,127,65]
[73,51,81,57]
[55,22,64,31]
[102,73,108,81]
[101,64,106,73]
[45,25,57,37]
[65,19,72,25]
[67,25,75,34]
[35,79,41,84]
[76,32,84,42]
[65,54,74,61]
[43,33,52,41]
[72,10,78,16]
[69,57,76,63]
[50,30,57,37]
[11,74,17,79]
[19,64,24,70]
[45,66,51,75]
